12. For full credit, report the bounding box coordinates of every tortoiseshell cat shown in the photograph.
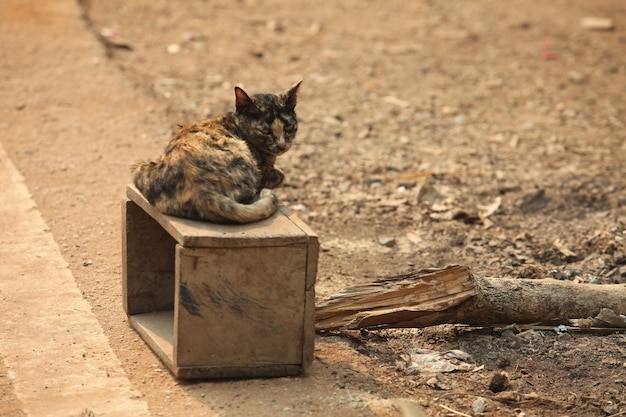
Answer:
[132,81,301,223]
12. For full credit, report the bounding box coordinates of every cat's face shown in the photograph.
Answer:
[233,82,301,156]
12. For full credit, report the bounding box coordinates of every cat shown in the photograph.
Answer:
[132,81,301,224]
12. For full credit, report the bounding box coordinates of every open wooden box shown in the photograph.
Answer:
[122,185,318,379]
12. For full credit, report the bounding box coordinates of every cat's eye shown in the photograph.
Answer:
[284,124,297,133]
[260,127,272,135]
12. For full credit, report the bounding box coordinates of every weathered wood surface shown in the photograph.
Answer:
[123,186,319,378]
[315,265,626,330]
[126,184,310,247]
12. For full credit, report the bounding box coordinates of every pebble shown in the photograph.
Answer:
[166,43,181,54]
[406,232,422,244]
[364,178,383,186]
[378,236,396,247]
[338,181,351,192]
[602,401,619,415]
[383,95,410,108]
[471,397,487,414]
[562,108,576,118]
[581,17,614,31]
[181,31,204,42]
[485,78,503,89]
[441,105,455,116]
[290,204,310,213]
[568,71,586,84]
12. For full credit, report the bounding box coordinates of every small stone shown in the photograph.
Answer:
[568,71,586,84]
[581,17,614,31]
[290,204,310,213]
[166,43,181,54]
[349,399,364,409]
[383,95,410,108]
[266,19,284,33]
[182,31,204,42]
[471,397,487,414]
[601,401,619,415]
[83,260,93,267]
[364,178,383,186]
[338,181,351,192]
[378,236,396,247]
[485,78,503,89]
[562,108,577,118]
[406,232,422,244]
[441,105,454,116]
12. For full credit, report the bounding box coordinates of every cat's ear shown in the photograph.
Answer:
[283,80,302,109]
[234,86,256,113]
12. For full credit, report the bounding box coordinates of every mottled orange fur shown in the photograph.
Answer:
[132,81,301,223]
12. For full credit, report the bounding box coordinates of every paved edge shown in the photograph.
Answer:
[0,143,151,417]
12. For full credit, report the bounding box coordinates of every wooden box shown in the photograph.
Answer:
[122,184,318,379]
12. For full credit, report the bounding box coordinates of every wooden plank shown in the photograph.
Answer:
[126,184,309,247]
[301,288,316,369]
[279,205,319,290]
[123,199,176,315]
[129,311,175,372]
[284,202,319,370]
[174,244,307,368]
[131,313,306,378]
[176,364,305,379]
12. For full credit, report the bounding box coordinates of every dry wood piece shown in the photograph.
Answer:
[315,265,626,330]
[580,17,615,31]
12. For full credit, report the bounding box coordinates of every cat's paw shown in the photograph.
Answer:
[259,188,279,204]
[263,168,285,189]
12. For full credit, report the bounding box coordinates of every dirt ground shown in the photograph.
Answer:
[2,0,626,416]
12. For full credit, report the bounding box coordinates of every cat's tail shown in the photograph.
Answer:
[132,161,279,223]
[211,188,279,224]
[131,161,164,203]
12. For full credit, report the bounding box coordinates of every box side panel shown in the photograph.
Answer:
[123,199,177,315]
[174,245,307,368]
[301,288,316,370]
[302,232,319,370]
[305,236,319,291]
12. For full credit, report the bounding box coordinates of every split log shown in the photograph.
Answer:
[315,265,626,331]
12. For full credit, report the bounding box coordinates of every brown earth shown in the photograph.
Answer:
[2,0,626,416]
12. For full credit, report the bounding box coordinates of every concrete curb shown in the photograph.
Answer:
[0,143,150,416]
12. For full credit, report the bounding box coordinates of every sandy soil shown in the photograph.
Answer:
[2,0,626,416]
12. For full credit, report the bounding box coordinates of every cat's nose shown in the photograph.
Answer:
[276,136,287,150]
